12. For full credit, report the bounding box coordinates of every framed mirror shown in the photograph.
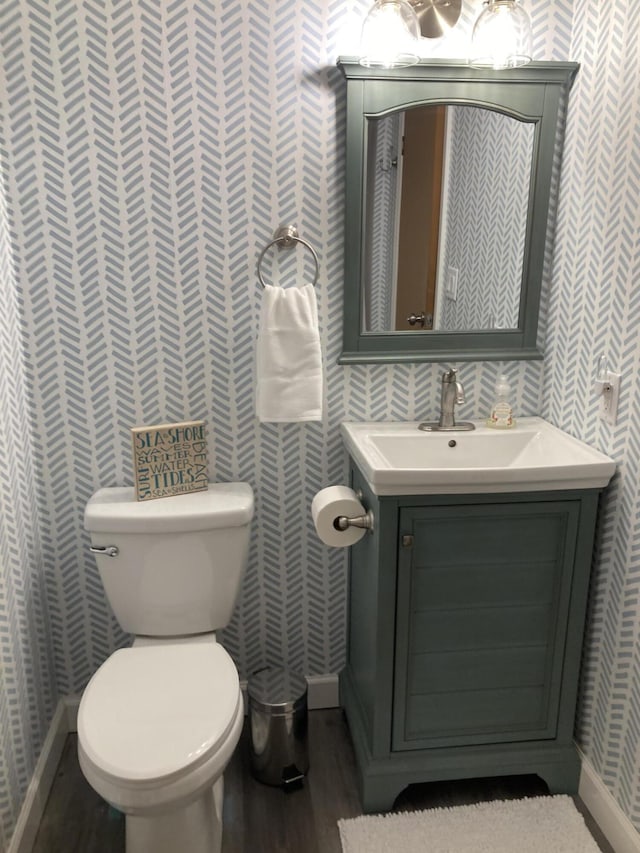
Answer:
[338,59,579,363]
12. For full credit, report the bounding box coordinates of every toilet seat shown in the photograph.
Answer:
[78,642,243,813]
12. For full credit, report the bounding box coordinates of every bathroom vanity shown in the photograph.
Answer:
[339,420,615,812]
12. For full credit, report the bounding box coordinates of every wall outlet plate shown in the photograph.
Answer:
[599,371,621,425]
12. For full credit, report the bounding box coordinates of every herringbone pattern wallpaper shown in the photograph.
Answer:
[440,107,532,331]
[543,0,640,828]
[1,0,640,845]
[367,113,400,331]
[0,146,56,842]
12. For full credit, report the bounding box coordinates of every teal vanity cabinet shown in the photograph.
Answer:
[341,462,602,812]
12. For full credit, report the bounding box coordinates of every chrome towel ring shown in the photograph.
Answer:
[257,225,320,288]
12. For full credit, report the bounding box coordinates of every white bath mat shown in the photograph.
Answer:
[338,795,602,852]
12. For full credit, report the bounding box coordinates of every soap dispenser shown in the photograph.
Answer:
[487,374,515,429]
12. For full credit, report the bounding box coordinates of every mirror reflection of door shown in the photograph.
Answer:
[394,105,446,331]
[364,106,534,334]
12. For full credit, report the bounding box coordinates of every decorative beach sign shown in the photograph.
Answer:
[131,420,208,501]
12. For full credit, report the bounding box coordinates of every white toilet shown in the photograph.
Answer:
[77,482,254,853]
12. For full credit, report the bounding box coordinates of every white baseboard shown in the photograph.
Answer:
[7,700,68,853]
[579,753,640,853]
[64,694,80,732]
[240,672,340,712]
[306,673,340,709]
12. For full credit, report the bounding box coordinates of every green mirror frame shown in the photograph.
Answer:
[338,58,579,364]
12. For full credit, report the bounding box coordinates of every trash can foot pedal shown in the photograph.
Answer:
[281,765,305,791]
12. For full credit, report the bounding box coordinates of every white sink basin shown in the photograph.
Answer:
[341,417,616,495]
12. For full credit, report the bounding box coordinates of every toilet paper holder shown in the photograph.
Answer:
[334,510,374,533]
[334,490,374,533]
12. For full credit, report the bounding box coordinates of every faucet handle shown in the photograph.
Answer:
[444,368,465,403]
[442,367,458,383]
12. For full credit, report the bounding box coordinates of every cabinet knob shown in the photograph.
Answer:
[401,534,414,548]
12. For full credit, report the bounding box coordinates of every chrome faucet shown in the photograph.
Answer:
[418,368,476,432]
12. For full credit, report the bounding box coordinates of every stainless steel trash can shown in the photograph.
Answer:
[248,667,309,789]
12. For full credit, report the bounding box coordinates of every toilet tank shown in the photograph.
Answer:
[84,483,254,637]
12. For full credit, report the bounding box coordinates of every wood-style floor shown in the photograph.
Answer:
[32,709,613,853]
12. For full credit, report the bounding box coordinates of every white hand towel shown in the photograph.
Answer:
[256,283,323,423]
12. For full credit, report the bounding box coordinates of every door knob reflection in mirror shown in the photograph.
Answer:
[407,312,426,327]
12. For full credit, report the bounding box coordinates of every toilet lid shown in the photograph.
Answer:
[79,643,240,784]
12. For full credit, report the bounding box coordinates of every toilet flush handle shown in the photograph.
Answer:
[89,545,119,558]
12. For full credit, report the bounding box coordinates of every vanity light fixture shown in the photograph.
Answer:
[408,0,462,40]
[469,0,532,69]
[359,0,421,68]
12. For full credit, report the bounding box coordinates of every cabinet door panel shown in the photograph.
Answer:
[393,501,580,751]
[410,603,552,653]
[417,512,563,564]
[412,560,556,609]
[406,686,545,739]
[410,645,547,694]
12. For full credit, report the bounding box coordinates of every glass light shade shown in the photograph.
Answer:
[469,0,532,69]
[359,0,421,68]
